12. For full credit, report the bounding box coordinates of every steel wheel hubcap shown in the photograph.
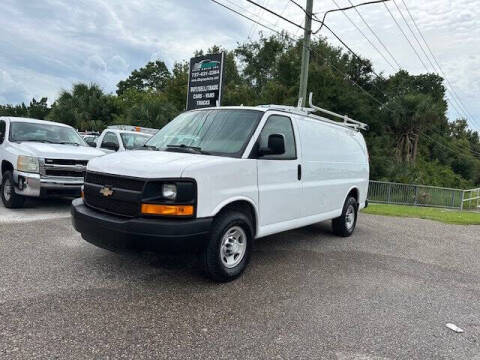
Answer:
[345,205,355,230]
[3,178,12,202]
[220,226,247,268]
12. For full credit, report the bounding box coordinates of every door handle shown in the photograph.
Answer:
[297,164,302,181]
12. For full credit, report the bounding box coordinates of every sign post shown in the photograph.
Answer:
[186,52,225,110]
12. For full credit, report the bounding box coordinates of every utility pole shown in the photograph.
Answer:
[298,0,314,107]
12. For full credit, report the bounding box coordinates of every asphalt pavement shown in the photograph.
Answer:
[1,202,480,359]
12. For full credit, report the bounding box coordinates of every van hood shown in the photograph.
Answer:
[87,150,216,178]
[9,142,105,159]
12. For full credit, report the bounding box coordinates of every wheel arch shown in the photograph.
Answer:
[1,160,13,176]
[212,197,259,237]
[346,186,359,204]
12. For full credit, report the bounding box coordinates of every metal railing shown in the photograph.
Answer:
[368,181,480,211]
[462,188,480,211]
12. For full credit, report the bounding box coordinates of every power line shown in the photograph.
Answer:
[331,0,396,71]
[246,0,304,30]
[346,0,401,70]
[210,0,480,158]
[289,0,308,15]
[389,0,469,122]
[312,0,390,34]
[210,0,281,34]
[383,2,428,71]
[389,0,478,129]
[222,0,280,32]
[398,0,480,130]
[382,1,477,126]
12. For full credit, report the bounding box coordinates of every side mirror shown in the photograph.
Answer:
[259,133,285,156]
[102,142,119,151]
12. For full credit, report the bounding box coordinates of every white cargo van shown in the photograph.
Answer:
[72,97,369,281]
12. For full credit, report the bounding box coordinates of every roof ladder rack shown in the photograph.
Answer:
[307,93,369,131]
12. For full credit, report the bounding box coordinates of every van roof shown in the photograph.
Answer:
[105,129,152,136]
[0,116,72,128]
[191,105,368,132]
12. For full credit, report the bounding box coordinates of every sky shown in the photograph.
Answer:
[0,0,479,129]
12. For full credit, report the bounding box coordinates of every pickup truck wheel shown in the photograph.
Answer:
[332,196,358,237]
[202,210,253,282]
[1,171,25,208]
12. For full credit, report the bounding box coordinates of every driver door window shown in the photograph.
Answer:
[0,121,5,144]
[101,132,119,151]
[258,115,296,160]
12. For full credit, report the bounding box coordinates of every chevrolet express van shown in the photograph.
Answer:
[72,98,369,282]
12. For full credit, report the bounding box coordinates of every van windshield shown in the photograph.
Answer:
[145,109,263,157]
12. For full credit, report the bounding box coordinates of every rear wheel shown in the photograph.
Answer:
[1,171,25,208]
[332,196,358,237]
[202,210,253,282]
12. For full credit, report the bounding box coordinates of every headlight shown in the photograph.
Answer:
[162,183,177,200]
[17,156,39,173]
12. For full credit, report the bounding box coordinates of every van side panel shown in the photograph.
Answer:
[297,117,369,218]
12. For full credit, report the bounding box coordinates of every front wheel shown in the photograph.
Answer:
[1,171,25,208]
[332,196,358,237]
[202,210,253,282]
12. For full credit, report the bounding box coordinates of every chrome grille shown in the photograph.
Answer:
[40,158,87,178]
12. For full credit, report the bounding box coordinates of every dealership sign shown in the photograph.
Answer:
[186,53,225,110]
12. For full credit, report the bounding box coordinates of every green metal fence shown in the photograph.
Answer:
[368,181,480,211]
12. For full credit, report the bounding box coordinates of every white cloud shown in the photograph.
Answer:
[0,69,29,104]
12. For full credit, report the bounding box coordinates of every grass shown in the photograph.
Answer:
[362,203,480,225]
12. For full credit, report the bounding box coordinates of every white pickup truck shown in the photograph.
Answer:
[96,128,152,153]
[0,117,105,208]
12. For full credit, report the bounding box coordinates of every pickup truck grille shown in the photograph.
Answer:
[41,158,88,178]
[83,171,145,217]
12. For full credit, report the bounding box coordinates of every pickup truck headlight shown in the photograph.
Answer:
[17,156,39,173]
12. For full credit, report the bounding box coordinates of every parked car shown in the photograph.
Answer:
[96,128,152,153]
[80,132,100,147]
[72,101,369,282]
[0,117,105,208]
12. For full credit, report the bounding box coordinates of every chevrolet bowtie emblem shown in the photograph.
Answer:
[99,186,113,197]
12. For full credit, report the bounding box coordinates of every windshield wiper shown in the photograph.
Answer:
[58,141,80,146]
[166,144,210,155]
[15,139,57,144]
[142,144,159,151]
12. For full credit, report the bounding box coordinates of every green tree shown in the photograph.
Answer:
[47,83,118,130]
[116,60,171,95]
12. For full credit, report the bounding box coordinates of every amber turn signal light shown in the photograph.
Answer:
[141,204,194,216]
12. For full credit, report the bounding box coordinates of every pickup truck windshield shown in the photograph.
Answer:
[10,122,86,146]
[120,133,151,150]
[145,109,263,157]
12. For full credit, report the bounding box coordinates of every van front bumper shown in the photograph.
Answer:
[14,170,83,198]
[71,198,212,252]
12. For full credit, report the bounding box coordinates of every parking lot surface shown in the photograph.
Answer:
[1,203,480,359]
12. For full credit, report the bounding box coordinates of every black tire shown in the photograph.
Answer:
[202,210,253,282]
[1,171,25,208]
[332,196,358,237]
